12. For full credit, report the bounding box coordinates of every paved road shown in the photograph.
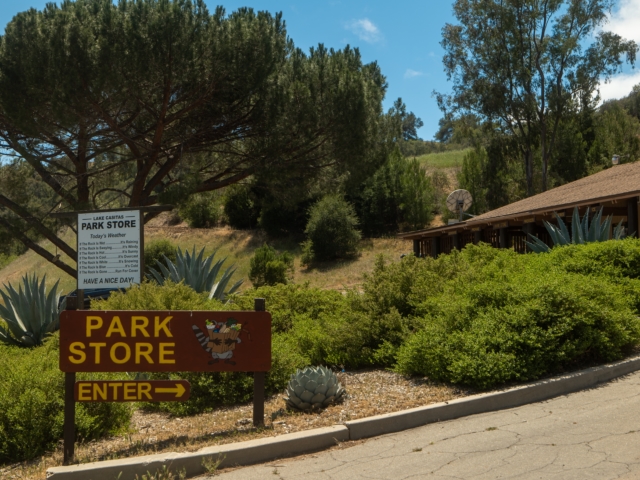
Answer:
[209,371,640,479]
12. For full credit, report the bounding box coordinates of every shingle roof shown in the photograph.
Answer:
[471,162,640,222]
[400,161,640,239]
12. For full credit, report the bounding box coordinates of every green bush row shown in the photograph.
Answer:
[0,335,131,463]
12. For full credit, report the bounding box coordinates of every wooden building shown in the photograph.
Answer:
[400,162,640,257]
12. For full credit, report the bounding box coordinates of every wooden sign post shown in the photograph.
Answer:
[60,301,271,465]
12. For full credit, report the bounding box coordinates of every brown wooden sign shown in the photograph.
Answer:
[75,380,190,402]
[59,310,271,373]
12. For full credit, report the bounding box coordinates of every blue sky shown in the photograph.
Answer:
[2,1,639,140]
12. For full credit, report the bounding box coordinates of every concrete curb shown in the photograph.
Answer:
[47,355,640,479]
[46,425,349,480]
[345,354,640,440]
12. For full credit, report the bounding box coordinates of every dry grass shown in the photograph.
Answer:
[1,370,473,480]
[0,220,411,294]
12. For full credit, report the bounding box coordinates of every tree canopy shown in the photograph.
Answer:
[437,0,638,194]
[0,0,387,277]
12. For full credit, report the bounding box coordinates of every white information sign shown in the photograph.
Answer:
[77,210,142,289]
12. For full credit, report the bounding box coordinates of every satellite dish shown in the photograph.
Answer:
[446,189,473,221]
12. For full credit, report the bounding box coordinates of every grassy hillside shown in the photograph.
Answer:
[0,224,410,294]
[416,148,471,169]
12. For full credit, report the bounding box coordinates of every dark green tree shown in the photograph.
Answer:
[0,0,386,277]
[437,0,638,195]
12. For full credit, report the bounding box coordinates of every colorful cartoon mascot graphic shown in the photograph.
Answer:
[192,318,242,365]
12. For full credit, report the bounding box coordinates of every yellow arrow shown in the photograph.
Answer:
[155,383,186,398]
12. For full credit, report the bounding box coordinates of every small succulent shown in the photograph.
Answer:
[0,273,66,347]
[147,246,243,301]
[285,366,346,411]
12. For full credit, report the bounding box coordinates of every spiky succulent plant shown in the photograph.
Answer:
[285,366,346,411]
[0,274,66,347]
[526,206,625,253]
[147,246,243,301]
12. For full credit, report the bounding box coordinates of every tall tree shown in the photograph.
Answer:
[0,0,386,277]
[437,0,638,194]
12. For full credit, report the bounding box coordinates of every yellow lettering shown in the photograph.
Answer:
[110,343,131,364]
[68,342,86,364]
[154,316,173,338]
[86,316,103,337]
[93,383,107,401]
[78,383,91,401]
[124,382,136,400]
[135,343,154,364]
[106,316,126,337]
[109,382,123,400]
[89,342,106,364]
[131,316,150,337]
[159,343,176,364]
[138,382,152,400]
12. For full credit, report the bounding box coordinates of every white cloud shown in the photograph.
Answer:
[599,71,640,101]
[404,69,424,79]
[598,0,640,100]
[346,18,382,44]
[607,0,640,43]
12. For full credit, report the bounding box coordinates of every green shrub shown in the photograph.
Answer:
[144,239,177,274]
[93,281,228,311]
[396,272,640,389]
[390,243,640,389]
[0,253,15,271]
[0,335,130,463]
[178,193,220,228]
[304,195,361,262]
[232,284,410,368]
[249,244,294,287]
[223,184,259,229]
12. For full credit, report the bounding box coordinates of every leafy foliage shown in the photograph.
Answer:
[0,274,65,347]
[223,185,259,229]
[0,0,386,277]
[0,335,131,463]
[147,247,243,301]
[144,239,177,275]
[526,207,625,253]
[178,193,221,228]
[393,246,640,388]
[353,152,434,236]
[249,244,294,287]
[303,195,361,263]
[438,0,638,194]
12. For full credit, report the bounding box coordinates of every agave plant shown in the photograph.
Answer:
[147,246,243,301]
[526,206,625,253]
[284,366,346,412]
[0,274,66,347]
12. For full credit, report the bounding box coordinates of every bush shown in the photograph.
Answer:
[0,335,131,463]
[388,243,640,389]
[178,193,220,228]
[144,239,177,274]
[249,244,294,287]
[0,253,15,271]
[223,184,259,229]
[352,153,435,236]
[92,281,227,311]
[304,195,361,262]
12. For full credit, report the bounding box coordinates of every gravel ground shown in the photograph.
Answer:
[3,370,473,480]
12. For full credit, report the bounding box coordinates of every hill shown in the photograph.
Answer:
[0,219,410,294]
